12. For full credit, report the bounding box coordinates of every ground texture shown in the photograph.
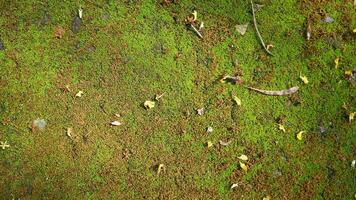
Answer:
[0,0,355,199]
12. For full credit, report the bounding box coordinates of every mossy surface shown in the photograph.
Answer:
[0,0,355,199]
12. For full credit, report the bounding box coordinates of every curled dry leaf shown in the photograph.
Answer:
[300,75,309,84]
[278,124,286,133]
[75,91,84,97]
[232,95,241,106]
[144,101,155,109]
[239,161,248,172]
[67,127,73,138]
[207,141,213,148]
[297,131,304,140]
[231,183,239,189]
[349,112,355,123]
[157,164,166,175]
[266,44,274,50]
[192,10,197,21]
[235,23,248,35]
[110,121,122,126]
[238,154,248,161]
[219,140,232,146]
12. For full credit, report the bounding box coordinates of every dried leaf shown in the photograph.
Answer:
[297,131,305,140]
[345,70,352,76]
[351,160,356,168]
[78,7,83,19]
[206,126,213,133]
[232,95,241,106]
[75,91,84,97]
[54,26,65,38]
[239,161,248,172]
[157,164,166,175]
[207,141,213,148]
[220,75,242,84]
[67,127,73,138]
[110,121,122,126]
[300,75,309,84]
[278,124,286,133]
[353,28,356,33]
[231,183,239,189]
[196,108,204,115]
[155,93,165,101]
[219,140,232,146]
[0,141,10,150]
[115,113,121,118]
[199,22,204,30]
[238,154,248,161]
[144,101,155,109]
[349,112,355,123]
[266,44,274,50]
[334,57,340,68]
[192,10,197,21]
[263,196,271,200]
[235,23,248,35]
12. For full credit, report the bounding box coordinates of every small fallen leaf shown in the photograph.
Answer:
[192,10,197,21]
[110,121,122,126]
[349,112,355,123]
[196,108,204,115]
[238,154,248,161]
[235,23,248,35]
[0,141,10,150]
[345,70,353,76]
[67,127,73,138]
[78,7,83,19]
[219,140,232,146]
[263,196,271,200]
[157,164,166,175]
[64,84,71,92]
[353,28,356,33]
[199,22,204,30]
[335,57,340,68]
[207,141,213,148]
[300,75,309,84]
[115,113,121,118]
[155,93,165,101]
[206,126,213,133]
[266,44,274,50]
[75,91,84,97]
[232,95,241,106]
[144,101,155,109]
[351,160,356,168]
[54,26,65,39]
[239,161,248,172]
[220,75,242,84]
[230,183,239,189]
[297,131,305,141]
[278,124,286,133]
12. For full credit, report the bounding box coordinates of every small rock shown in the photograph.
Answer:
[32,119,47,131]
[71,16,82,33]
[0,39,5,50]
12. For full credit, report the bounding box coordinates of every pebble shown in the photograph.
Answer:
[32,119,47,131]
[323,15,334,23]
[71,16,82,33]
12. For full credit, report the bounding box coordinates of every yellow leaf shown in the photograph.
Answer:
[207,141,213,148]
[232,95,241,106]
[238,154,248,161]
[345,70,352,76]
[263,196,271,200]
[334,57,340,68]
[192,10,197,21]
[300,75,309,84]
[297,131,305,141]
[75,91,84,97]
[278,124,286,133]
[144,101,155,109]
[239,162,248,172]
[353,28,356,33]
[349,112,355,123]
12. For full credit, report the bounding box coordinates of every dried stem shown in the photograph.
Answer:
[189,24,203,39]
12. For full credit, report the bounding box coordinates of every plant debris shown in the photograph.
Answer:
[54,26,65,38]
[66,127,73,138]
[196,108,204,116]
[297,131,304,140]
[220,75,242,84]
[323,15,334,23]
[155,93,165,101]
[189,24,203,39]
[300,75,309,84]
[78,7,83,19]
[157,164,166,175]
[349,112,355,123]
[207,141,213,148]
[110,121,122,126]
[351,160,356,168]
[246,86,299,96]
[238,154,248,161]
[0,141,10,150]
[75,91,84,97]
[334,57,340,68]
[231,183,239,189]
[32,119,47,132]
[278,124,286,133]
[239,161,248,172]
[144,101,155,109]
[306,23,311,40]
[235,23,248,35]
[206,126,213,133]
[251,0,273,55]
[219,140,232,146]
[232,95,241,106]
[263,196,271,200]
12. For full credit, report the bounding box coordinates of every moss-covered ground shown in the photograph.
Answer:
[0,0,355,199]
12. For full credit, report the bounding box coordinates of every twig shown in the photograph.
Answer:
[251,0,273,56]
[189,24,203,39]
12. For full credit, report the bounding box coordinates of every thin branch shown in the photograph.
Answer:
[189,24,203,39]
[251,0,273,56]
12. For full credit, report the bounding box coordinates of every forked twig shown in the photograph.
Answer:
[189,24,203,39]
[251,0,273,56]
